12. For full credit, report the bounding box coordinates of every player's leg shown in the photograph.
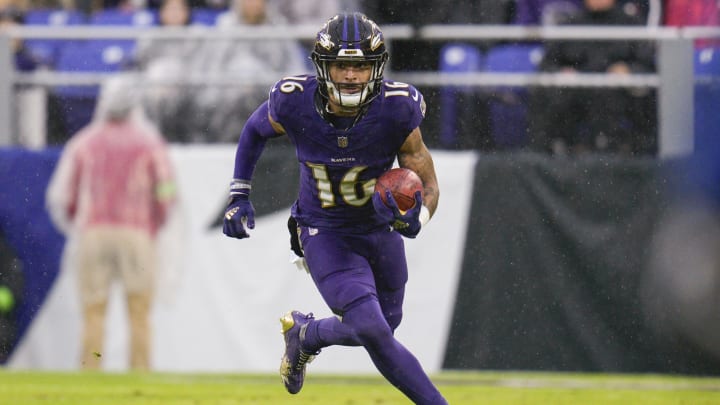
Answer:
[299,229,447,404]
[369,230,408,332]
[304,232,407,337]
[279,229,372,394]
[296,229,376,350]
[344,299,447,405]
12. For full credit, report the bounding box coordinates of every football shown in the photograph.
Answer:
[374,168,424,211]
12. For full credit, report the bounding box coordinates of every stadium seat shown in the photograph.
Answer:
[190,8,224,26]
[694,47,720,151]
[90,8,157,26]
[53,41,135,134]
[438,43,484,148]
[23,9,85,67]
[484,43,544,148]
[88,9,155,65]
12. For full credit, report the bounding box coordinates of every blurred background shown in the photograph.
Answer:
[1,0,719,375]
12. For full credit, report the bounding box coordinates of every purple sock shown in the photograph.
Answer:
[302,316,360,352]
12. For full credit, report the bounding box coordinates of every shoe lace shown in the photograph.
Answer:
[295,351,314,371]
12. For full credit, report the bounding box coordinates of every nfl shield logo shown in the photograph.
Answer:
[337,136,348,148]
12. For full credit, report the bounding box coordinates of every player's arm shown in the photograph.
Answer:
[372,126,439,238]
[223,101,283,239]
[397,126,440,219]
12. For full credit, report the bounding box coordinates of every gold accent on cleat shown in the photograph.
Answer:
[280,356,291,378]
[280,311,296,334]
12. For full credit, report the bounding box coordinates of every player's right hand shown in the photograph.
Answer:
[223,195,255,239]
[372,190,423,239]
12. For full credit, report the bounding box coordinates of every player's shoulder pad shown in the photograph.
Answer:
[268,75,316,119]
[381,80,426,119]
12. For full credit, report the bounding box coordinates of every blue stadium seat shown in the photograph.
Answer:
[88,9,154,64]
[484,44,544,148]
[89,8,158,48]
[53,41,135,134]
[694,47,720,151]
[438,43,484,148]
[24,8,85,25]
[90,8,157,26]
[191,8,223,26]
[23,9,85,67]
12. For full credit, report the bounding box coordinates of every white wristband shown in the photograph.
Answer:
[419,205,431,227]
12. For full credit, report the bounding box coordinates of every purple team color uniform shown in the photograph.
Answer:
[223,12,447,403]
[268,75,423,233]
[266,75,446,404]
[268,75,423,316]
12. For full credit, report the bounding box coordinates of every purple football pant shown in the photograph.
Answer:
[297,226,447,405]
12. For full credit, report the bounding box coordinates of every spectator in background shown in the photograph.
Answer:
[527,0,656,155]
[188,0,306,142]
[134,0,200,142]
[664,0,719,47]
[514,0,658,25]
[514,0,583,25]
[361,0,458,71]
[46,75,176,371]
[0,7,37,71]
[215,0,280,26]
[448,0,516,25]
[137,0,308,143]
[0,0,27,12]
[156,0,190,25]
[0,7,47,147]
[664,0,719,27]
[269,0,343,25]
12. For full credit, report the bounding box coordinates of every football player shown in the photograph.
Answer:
[223,12,445,404]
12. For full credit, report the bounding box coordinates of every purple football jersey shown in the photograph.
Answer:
[268,75,426,233]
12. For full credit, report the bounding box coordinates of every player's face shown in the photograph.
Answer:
[328,61,373,97]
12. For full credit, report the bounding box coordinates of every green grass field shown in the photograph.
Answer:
[1,370,719,404]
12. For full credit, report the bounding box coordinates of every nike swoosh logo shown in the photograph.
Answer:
[271,86,277,92]
[411,90,419,101]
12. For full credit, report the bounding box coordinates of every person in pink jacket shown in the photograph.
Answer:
[46,75,176,370]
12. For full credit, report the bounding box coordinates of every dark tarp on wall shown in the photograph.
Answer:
[208,139,299,229]
[444,152,720,374]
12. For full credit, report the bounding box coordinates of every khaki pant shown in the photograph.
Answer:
[76,227,156,370]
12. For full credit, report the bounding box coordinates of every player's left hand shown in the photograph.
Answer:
[372,190,423,238]
[223,194,255,239]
